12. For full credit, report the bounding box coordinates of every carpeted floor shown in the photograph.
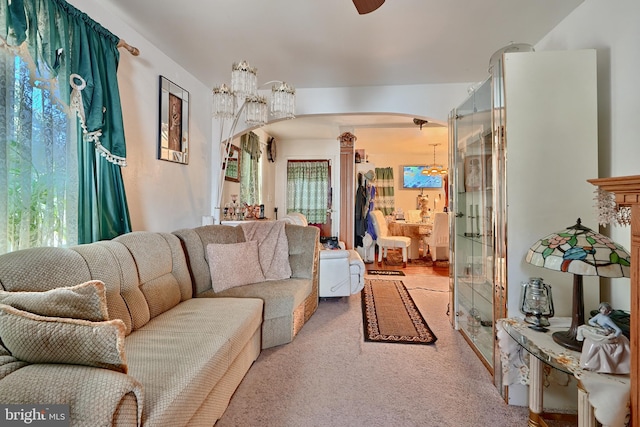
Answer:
[215,274,529,426]
[361,279,437,344]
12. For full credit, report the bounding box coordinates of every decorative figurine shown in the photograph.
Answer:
[577,302,630,374]
[588,302,622,337]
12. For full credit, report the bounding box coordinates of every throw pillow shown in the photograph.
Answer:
[207,241,265,293]
[0,304,127,373]
[0,280,109,322]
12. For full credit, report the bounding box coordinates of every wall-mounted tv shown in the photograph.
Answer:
[402,166,443,189]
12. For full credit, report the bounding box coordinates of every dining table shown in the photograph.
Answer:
[388,220,432,260]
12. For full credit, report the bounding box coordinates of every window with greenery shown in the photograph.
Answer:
[0,45,77,254]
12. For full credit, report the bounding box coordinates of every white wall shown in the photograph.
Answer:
[68,0,214,233]
[535,0,640,310]
[361,126,449,214]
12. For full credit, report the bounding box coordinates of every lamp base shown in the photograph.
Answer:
[552,330,584,352]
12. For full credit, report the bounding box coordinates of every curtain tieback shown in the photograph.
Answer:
[70,74,127,167]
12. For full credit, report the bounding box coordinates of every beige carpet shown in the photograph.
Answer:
[215,274,528,426]
[362,279,436,344]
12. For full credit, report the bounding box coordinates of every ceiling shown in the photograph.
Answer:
[101,0,583,155]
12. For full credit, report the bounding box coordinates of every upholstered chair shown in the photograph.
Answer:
[370,210,411,268]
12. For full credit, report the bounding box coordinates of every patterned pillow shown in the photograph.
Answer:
[0,304,127,373]
[0,280,108,321]
[207,241,266,293]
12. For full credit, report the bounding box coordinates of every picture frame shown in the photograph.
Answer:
[158,76,189,164]
[224,144,241,182]
[463,155,490,192]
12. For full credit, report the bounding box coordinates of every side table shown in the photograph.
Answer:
[497,318,630,427]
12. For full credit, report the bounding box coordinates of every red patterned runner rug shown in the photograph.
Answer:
[361,279,437,345]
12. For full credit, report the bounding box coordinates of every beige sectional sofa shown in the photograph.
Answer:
[0,222,319,426]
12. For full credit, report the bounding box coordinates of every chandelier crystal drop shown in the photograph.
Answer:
[270,82,296,119]
[212,84,235,119]
[245,95,268,126]
[230,61,258,98]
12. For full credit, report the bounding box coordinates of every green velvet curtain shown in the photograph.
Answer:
[1,0,131,243]
[374,167,395,215]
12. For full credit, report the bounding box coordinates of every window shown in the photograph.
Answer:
[0,47,77,254]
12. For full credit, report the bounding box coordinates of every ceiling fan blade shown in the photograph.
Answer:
[353,0,385,15]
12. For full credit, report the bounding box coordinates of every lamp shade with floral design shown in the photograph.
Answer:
[525,218,630,351]
[526,218,630,278]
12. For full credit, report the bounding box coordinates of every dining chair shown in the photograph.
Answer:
[425,211,449,261]
[370,210,412,268]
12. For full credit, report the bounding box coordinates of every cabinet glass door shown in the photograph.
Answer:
[450,78,494,368]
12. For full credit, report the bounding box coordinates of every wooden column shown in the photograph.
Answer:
[338,132,356,249]
[587,175,640,427]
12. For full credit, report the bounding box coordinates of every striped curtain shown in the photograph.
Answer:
[286,161,329,224]
[374,167,395,215]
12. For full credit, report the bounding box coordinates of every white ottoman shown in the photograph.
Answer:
[319,248,365,297]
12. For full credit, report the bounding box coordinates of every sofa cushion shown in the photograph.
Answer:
[114,232,193,322]
[0,304,127,373]
[72,241,147,335]
[173,225,246,296]
[124,297,262,426]
[239,221,292,280]
[207,241,265,292]
[201,278,311,322]
[0,247,92,292]
[0,280,108,321]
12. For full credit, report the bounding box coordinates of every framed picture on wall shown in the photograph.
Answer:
[158,76,189,164]
[224,144,241,182]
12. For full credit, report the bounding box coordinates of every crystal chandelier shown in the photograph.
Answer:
[213,60,296,222]
[423,143,448,176]
[212,60,295,126]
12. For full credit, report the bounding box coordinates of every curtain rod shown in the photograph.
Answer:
[117,39,140,56]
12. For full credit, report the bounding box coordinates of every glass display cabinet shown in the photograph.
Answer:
[448,48,599,399]
[448,78,495,370]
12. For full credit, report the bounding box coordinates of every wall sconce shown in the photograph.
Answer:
[520,277,554,331]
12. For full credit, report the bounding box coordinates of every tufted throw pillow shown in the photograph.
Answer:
[0,304,127,373]
[207,241,265,293]
[0,280,109,322]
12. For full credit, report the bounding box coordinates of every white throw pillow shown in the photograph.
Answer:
[207,241,266,292]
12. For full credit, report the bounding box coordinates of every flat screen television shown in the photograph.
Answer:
[402,166,443,189]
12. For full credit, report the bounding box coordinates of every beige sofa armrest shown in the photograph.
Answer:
[0,364,143,427]
[284,224,319,279]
